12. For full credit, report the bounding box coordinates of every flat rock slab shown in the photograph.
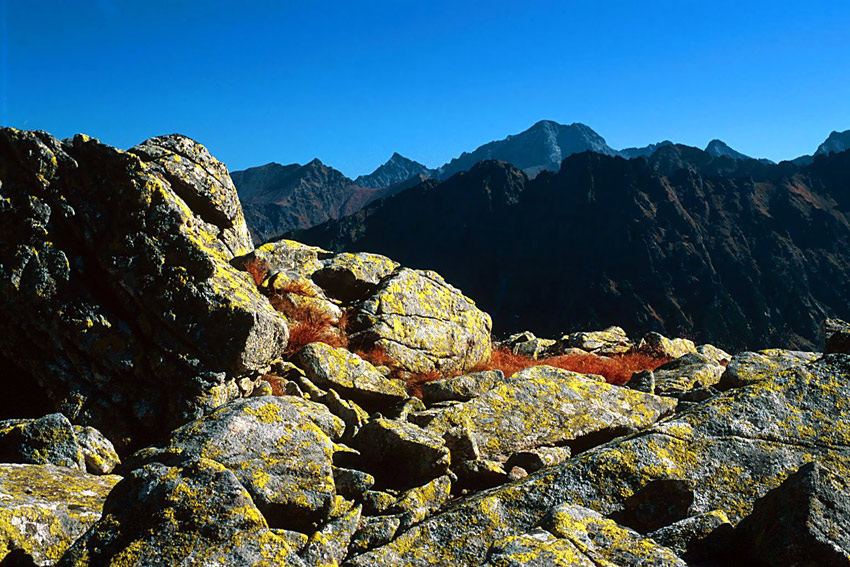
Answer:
[130,396,344,532]
[348,268,492,374]
[345,355,850,567]
[424,365,676,461]
[0,464,120,566]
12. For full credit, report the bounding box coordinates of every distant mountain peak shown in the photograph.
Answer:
[354,153,437,189]
[705,139,752,160]
[815,129,850,156]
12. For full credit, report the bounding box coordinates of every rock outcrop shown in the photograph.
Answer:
[295,147,850,352]
[0,129,287,448]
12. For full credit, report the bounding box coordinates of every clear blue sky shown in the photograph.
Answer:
[2,1,849,175]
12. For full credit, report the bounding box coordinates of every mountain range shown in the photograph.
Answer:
[291,143,850,351]
[232,120,849,242]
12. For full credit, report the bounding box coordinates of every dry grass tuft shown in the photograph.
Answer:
[282,306,347,357]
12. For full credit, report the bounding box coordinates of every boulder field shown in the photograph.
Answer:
[0,129,848,566]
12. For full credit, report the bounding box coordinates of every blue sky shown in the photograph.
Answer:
[2,1,849,175]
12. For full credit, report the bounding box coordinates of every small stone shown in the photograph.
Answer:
[638,331,697,359]
[506,446,572,473]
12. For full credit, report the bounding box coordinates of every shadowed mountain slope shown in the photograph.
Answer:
[294,148,850,351]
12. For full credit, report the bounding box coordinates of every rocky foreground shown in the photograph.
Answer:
[0,128,849,566]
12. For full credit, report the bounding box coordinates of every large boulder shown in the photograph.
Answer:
[734,462,850,566]
[129,396,344,532]
[58,459,303,567]
[347,268,492,374]
[345,355,850,566]
[0,129,288,448]
[0,464,120,566]
[424,366,676,461]
[0,414,119,475]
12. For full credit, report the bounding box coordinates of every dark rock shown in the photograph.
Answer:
[734,462,850,566]
[648,510,733,558]
[610,479,695,533]
[625,370,655,394]
[352,418,450,490]
[824,318,850,354]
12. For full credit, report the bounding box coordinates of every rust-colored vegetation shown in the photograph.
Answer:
[259,373,287,396]
[472,347,671,386]
[243,257,269,287]
[240,258,348,358]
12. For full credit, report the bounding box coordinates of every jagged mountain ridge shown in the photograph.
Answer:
[232,122,845,241]
[816,129,850,156]
[293,146,850,351]
[231,159,398,242]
